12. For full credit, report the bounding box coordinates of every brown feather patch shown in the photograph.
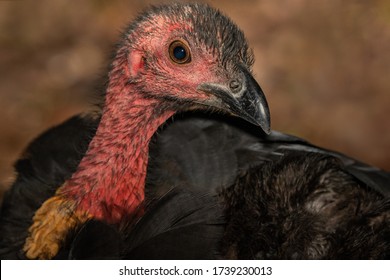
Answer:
[23,194,91,259]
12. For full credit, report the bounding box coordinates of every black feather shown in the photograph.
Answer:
[147,112,390,198]
[65,220,123,260]
[61,189,224,260]
[1,112,389,259]
[219,152,390,259]
[122,189,224,260]
[0,115,99,259]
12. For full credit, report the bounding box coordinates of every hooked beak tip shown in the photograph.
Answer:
[197,65,271,134]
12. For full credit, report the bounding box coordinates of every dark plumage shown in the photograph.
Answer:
[1,3,389,259]
[1,113,389,259]
[0,115,97,259]
[220,151,390,259]
[1,3,270,260]
[62,189,224,260]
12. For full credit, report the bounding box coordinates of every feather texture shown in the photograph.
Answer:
[1,113,389,259]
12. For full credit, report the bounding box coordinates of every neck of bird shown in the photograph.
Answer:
[60,82,175,224]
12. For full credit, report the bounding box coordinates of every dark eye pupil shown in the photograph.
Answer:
[173,46,186,60]
[169,40,191,64]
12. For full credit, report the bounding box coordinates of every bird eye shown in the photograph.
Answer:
[169,40,191,64]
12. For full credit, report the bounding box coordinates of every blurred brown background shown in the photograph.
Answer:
[1,0,389,197]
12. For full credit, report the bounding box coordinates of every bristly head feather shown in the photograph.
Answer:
[122,3,254,71]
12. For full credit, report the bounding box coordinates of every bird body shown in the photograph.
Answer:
[0,3,389,260]
[10,3,270,259]
[1,113,389,259]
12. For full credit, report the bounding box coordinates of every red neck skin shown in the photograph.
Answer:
[60,72,175,224]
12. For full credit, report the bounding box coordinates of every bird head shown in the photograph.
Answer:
[107,3,271,134]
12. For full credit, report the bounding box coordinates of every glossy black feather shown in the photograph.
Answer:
[0,112,389,259]
[0,115,99,259]
[147,112,390,198]
[62,220,123,260]
[123,189,224,260]
[59,189,224,260]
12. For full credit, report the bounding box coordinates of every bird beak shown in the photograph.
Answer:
[198,66,271,134]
